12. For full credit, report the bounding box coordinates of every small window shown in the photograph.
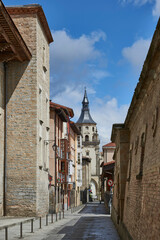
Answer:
[86,151,89,156]
[78,153,80,164]
[86,126,89,130]
[79,127,81,131]
[85,135,89,141]
[61,162,65,171]
[92,127,94,132]
[77,136,80,148]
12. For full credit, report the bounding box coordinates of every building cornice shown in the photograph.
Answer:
[6,4,53,44]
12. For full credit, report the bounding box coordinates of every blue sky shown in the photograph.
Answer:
[4,0,160,146]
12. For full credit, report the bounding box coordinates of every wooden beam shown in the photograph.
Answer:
[0,27,23,61]
[0,42,10,51]
[0,51,16,62]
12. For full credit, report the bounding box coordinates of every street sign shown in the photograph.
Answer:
[107,179,113,187]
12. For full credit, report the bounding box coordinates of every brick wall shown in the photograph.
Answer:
[111,19,160,240]
[123,69,160,239]
[0,63,4,216]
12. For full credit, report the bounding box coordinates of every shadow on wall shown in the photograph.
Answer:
[6,61,30,105]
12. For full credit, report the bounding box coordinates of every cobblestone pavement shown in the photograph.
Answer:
[0,202,120,240]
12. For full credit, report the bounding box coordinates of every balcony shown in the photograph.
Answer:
[82,140,100,146]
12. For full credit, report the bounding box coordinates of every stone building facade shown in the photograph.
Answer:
[76,89,100,200]
[111,18,160,240]
[0,2,53,217]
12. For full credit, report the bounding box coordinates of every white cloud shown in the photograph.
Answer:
[50,30,107,98]
[122,38,151,73]
[52,87,129,149]
[120,0,152,6]
[120,0,160,17]
[152,0,160,16]
[92,97,129,148]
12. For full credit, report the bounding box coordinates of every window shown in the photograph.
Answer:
[79,127,81,131]
[86,126,89,130]
[39,137,43,168]
[39,86,42,120]
[86,151,89,156]
[85,135,89,141]
[136,131,146,180]
[61,162,65,172]
[77,136,80,148]
[127,150,132,182]
[46,97,49,126]
[78,153,80,164]
[92,127,94,132]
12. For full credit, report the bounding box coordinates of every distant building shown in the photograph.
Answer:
[49,102,82,212]
[0,1,53,217]
[100,142,115,201]
[102,142,116,164]
[76,89,100,201]
[49,102,69,213]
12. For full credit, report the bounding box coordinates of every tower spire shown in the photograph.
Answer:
[76,88,96,124]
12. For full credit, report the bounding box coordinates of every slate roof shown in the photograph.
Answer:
[76,89,96,124]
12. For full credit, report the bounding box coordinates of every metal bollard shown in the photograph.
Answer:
[20,222,23,238]
[51,213,53,223]
[31,219,34,233]
[39,217,42,229]
[46,214,48,226]
[56,212,58,221]
[5,227,8,240]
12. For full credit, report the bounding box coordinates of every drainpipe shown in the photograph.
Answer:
[3,62,7,216]
[54,112,57,213]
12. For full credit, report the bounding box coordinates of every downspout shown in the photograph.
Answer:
[54,112,57,212]
[3,62,7,216]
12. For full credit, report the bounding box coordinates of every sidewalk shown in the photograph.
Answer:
[0,205,84,240]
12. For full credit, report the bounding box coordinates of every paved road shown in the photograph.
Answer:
[0,203,120,239]
[45,202,120,240]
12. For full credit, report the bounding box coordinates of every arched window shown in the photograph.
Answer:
[85,135,89,141]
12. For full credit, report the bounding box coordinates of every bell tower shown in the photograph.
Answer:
[76,89,100,200]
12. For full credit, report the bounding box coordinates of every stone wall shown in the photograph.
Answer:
[0,63,4,216]
[5,11,50,216]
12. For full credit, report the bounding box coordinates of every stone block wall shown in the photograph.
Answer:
[4,11,50,216]
[0,63,4,216]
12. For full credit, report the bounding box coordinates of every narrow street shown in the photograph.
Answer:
[44,202,120,240]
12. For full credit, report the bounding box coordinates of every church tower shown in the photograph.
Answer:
[76,89,100,200]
